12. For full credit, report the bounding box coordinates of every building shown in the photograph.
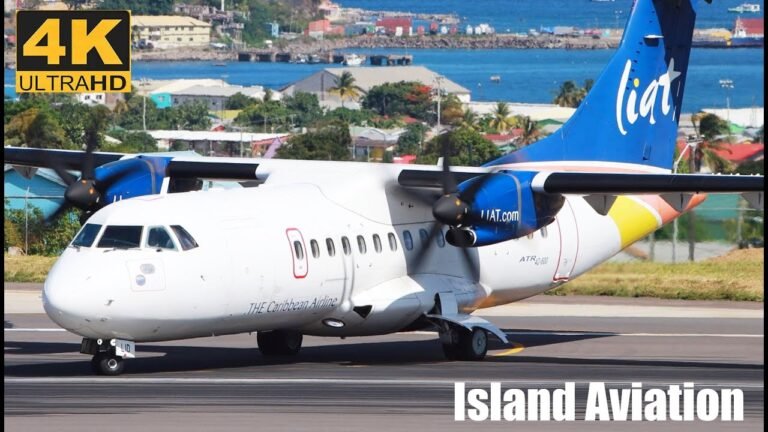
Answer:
[284,66,472,107]
[376,17,412,36]
[4,165,68,220]
[305,19,344,38]
[168,85,280,111]
[132,15,211,49]
[145,130,289,157]
[76,92,125,109]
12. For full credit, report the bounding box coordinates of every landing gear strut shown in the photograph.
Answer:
[441,327,488,361]
[257,330,303,356]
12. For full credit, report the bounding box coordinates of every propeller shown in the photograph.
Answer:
[409,140,495,280]
[45,135,130,225]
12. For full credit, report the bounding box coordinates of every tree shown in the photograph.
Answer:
[4,205,81,256]
[440,94,464,126]
[458,108,479,131]
[97,0,173,14]
[4,108,72,149]
[226,92,259,110]
[512,115,544,147]
[276,120,352,161]
[488,102,514,133]
[328,71,365,108]
[697,113,730,141]
[690,113,733,173]
[171,101,212,131]
[362,81,433,121]
[396,123,428,156]
[283,92,323,128]
[104,131,158,153]
[553,79,592,108]
[417,127,500,166]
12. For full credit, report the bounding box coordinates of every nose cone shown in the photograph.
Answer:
[43,251,125,337]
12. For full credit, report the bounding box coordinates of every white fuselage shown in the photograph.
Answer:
[43,159,649,342]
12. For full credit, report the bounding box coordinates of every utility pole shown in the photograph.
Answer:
[719,79,734,140]
[142,95,147,131]
[434,75,444,132]
[671,141,697,263]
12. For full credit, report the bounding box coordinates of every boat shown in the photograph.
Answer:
[728,3,760,13]
[343,54,365,67]
[212,62,227,67]
[490,75,501,83]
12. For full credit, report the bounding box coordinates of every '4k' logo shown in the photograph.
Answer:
[615,58,681,135]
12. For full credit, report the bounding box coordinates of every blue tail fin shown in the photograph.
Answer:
[487,0,699,171]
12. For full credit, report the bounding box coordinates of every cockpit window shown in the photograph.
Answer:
[171,225,199,251]
[146,226,176,250]
[97,226,143,249]
[72,224,102,247]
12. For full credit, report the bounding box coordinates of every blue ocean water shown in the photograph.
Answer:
[337,0,764,33]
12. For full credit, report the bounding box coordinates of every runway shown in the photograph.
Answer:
[4,290,764,432]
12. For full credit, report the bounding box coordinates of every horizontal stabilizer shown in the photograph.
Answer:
[531,172,764,194]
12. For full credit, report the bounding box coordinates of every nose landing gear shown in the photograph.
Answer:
[81,338,134,375]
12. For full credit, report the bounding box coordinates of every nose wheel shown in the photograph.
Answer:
[91,352,125,376]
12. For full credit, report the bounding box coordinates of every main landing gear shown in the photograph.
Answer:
[440,326,488,361]
[81,338,134,376]
[257,330,303,356]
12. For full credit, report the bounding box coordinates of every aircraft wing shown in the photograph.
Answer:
[529,172,764,194]
[3,147,259,181]
[3,147,125,170]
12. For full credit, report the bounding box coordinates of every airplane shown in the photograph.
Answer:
[3,0,764,376]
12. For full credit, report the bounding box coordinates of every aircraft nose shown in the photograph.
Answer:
[42,253,126,335]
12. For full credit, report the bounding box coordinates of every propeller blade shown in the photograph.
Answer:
[410,222,444,274]
[458,246,480,281]
[82,133,98,179]
[440,140,457,194]
[44,201,73,226]
[41,153,77,186]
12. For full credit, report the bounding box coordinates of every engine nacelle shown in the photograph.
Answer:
[95,156,171,204]
[448,171,564,247]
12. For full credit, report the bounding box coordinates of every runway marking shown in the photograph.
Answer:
[3,377,763,388]
[492,341,525,356]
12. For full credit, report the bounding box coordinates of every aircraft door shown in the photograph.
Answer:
[286,228,308,279]
[554,200,579,281]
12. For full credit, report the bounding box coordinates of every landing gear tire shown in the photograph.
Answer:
[91,352,125,376]
[442,328,488,361]
[257,330,303,356]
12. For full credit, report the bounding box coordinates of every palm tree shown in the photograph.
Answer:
[553,79,592,108]
[690,112,732,173]
[489,102,514,133]
[514,115,542,146]
[328,71,365,108]
[459,108,479,131]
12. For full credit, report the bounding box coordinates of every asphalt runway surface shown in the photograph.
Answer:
[4,291,764,432]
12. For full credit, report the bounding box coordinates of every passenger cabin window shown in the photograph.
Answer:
[293,241,304,260]
[388,233,398,251]
[403,231,413,251]
[357,235,367,254]
[341,236,351,256]
[372,234,382,253]
[97,226,142,249]
[326,238,336,257]
[72,223,102,247]
[310,239,320,258]
[419,228,429,245]
[146,226,176,250]
[171,225,199,250]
